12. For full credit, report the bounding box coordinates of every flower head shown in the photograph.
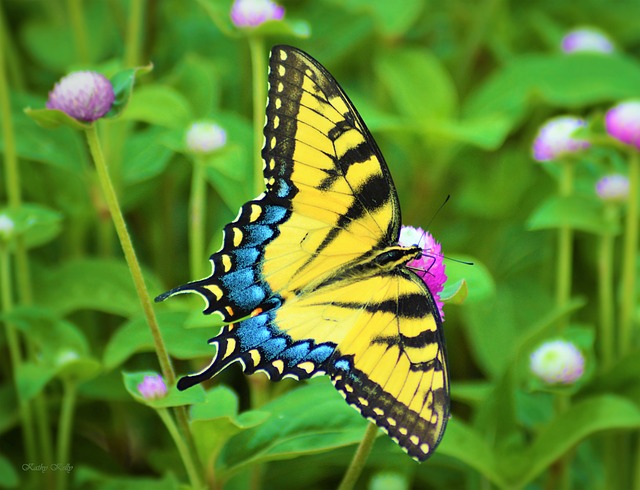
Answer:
[186,121,227,154]
[0,214,15,242]
[137,374,168,400]
[532,116,590,162]
[530,340,585,385]
[230,0,285,28]
[561,28,614,54]
[46,71,115,122]
[605,101,640,150]
[399,226,447,319]
[596,174,629,202]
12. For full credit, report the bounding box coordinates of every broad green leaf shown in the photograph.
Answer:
[121,127,174,185]
[121,85,192,128]
[369,472,409,490]
[123,371,205,408]
[217,379,368,476]
[527,195,614,234]
[437,419,507,488]
[107,65,153,119]
[441,279,468,305]
[508,396,640,487]
[334,0,424,36]
[190,387,269,475]
[74,466,179,490]
[36,259,163,317]
[0,203,62,249]
[24,107,89,130]
[103,311,215,370]
[0,453,18,488]
[376,48,457,122]
[465,53,640,126]
[422,114,513,150]
[444,255,494,304]
[15,362,56,402]
[168,54,221,117]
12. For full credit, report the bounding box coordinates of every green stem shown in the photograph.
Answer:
[84,126,202,480]
[337,423,378,490]
[556,161,575,318]
[85,125,175,385]
[248,35,266,197]
[55,380,77,490]
[124,0,145,67]
[0,245,37,463]
[157,408,204,490]
[620,150,639,356]
[189,156,207,279]
[67,0,89,64]
[598,205,617,370]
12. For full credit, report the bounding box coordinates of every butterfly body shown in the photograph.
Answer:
[157,45,449,462]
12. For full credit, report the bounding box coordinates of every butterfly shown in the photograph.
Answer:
[156,45,450,462]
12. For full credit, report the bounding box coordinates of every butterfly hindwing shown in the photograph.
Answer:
[158,45,450,462]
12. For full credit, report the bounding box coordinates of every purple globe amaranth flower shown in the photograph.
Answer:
[46,71,115,122]
[399,225,447,320]
[186,121,227,154]
[596,174,630,202]
[137,374,168,400]
[605,101,640,150]
[532,116,590,162]
[230,0,284,28]
[561,28,614,54]
[530,340,585,385]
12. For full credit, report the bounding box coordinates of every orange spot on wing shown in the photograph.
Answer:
[251,307,263,317]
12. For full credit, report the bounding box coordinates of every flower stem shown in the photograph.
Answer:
[84,125,202,480]
[248,35,266,198]
[337,423,378,490]
[55,380,77,490]
[67,0,89,64]
[619,149,639,357]
[556,161,575,319]
[598,204,617,370]
[85,125,175,384]
[189,156,207,279]
[124,0,145,68]
[157,408,204,489]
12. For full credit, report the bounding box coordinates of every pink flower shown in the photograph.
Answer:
[605,101,640,150]
[137,374,168,400]
[530,340,585,385]
[532,116,590,162]
[596,174,629,202]
[399,226,447,320]
[46,71,114,122]
[561,28,614,54]
[230,0,284,28]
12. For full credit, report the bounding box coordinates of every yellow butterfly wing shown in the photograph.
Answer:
[156,45,450,462]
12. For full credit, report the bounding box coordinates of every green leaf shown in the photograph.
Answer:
[422,114,514,150]
[168,54,221,117]
[121,84,191,128]
[74,466,179,490]
[107,64,154,119]
[335,0,424,36]
[0,453,19,488]
[441,279,468,305]
[437,419,507,488]
[527,195,614,234]
[103,311,215,370]
[36,258,163,317]
[376,48,457,121]
[15,362,57,403]
[509,396,640,487]
[123,371,205,408]
[217,379,369,476]
[444,255,495,304]
[23,107,89,130]
[0,203,62,249]
[121,127,174,185]
[0,386,18,435]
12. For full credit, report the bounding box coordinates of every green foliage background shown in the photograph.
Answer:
[1,0,640,489]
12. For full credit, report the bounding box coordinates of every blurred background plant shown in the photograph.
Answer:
[1,0,640,489]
